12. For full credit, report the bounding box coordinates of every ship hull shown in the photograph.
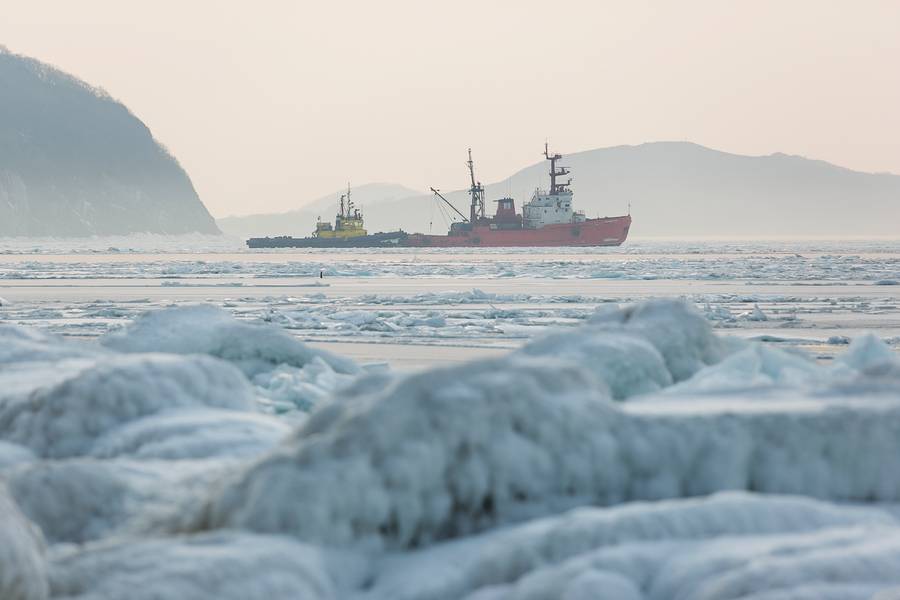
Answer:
[247,231,408,248]
[406,215,631,247]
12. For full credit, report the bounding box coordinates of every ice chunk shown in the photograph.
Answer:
[195,355,613,548]
[100,304,359,376]
[8,459,149,544]
[362,493,896,600]
[587,300,729,382]
[703,303,733,322]
[8,457,249,544]
[330,310,380,326]
[189,312,900,550]
[518,330,671,400]
[48,532,338,600]
[252,358,356,413]
[648,526,900,600]
[0,354,257,458]
[0,483,48,600]
[835,333,900,372]
[560,570,642,600]
[516,300,732,400]
[0,441,36,472]
[89,408,288,460]
[0,324,105,365]
[661,344,820,395]
[743,304,769,321]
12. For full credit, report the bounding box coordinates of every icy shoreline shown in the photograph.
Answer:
[3,300,900,598]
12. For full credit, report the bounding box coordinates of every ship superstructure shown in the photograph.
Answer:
[407,145,631,247]
[521,145,586,229]
[246,183,406,248]
[314,184,367,239]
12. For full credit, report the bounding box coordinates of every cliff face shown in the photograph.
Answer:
[0,48,219,237]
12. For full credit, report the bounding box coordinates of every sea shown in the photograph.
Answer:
[2,235,898,369]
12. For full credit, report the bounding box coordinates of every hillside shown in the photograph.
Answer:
[0,48,219,237]
[229,143,900,239]
[374,143,900,238]
[216,183,422,239]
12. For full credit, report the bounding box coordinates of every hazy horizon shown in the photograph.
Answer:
[2,0,898,218]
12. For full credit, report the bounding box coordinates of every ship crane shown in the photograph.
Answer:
[429,187,469,223]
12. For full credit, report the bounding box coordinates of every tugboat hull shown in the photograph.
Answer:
[247,231,408,248]
[406,215,631,247]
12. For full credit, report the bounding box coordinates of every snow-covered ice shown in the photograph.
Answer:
[47,532,337,600]
[0,353,257,458]
[2,240,900,597]
[188,302,900,554]
[100,304,358,377]
[100,304,359,412]
[0,483,48,600]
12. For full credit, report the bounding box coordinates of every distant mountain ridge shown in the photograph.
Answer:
[0,48,219,237]
[220,142,900,239]
[217,183,423,239]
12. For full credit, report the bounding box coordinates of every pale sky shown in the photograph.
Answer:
[2,0,898,217]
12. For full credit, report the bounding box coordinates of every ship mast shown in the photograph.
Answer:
[544,142,571,195]
[345,183,356,218]
[467,148,485,224]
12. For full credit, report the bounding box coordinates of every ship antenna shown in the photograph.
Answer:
[544,142,570,195]
[346,182,355,216]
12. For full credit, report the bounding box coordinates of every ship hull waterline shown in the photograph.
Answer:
[246,216,631,249]
[406,215,631,248]
[247,231,408,249]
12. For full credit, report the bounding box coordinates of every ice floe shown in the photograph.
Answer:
[0,353,256,458]
[100,304,359,412]
[47,532,337,600]
[100,304,358,377]
[2,298,900,598]
[0,483,48,600]
[3,249,900,282]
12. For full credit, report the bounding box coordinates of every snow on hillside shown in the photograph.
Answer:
[4,300,900,598]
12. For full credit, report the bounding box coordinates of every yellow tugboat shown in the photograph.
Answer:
[247,183,408,248]
[314,184,367,239]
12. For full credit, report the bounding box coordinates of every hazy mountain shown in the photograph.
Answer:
[0,48,219,237]
[231,142,899,239]
[216,182,423,239]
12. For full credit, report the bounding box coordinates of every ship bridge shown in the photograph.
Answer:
[522,144,585,229]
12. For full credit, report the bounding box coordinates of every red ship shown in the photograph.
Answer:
[406,145,631,248]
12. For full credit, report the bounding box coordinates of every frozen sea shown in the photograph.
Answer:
[4,236,900,599]
[2,237,899,369]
